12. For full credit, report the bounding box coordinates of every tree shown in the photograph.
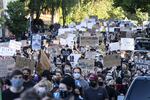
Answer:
[5,1,28,40]
[43,0,61,24]
[113,0,150,14]
[61,0,78,26]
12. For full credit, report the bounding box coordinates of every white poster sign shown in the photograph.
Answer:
[31,34,42,51]
[68,54,81,67]
[9,40,22,50]
[121,38,134,51]
[0,47,16,56]
[109,42,120,51]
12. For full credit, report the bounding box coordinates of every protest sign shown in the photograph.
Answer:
[68,54,81,67]
[40,50,50,70]
[85,51,98,59]
[109,42,120,51]
[31,34,42,51]
[121,38,134,51]
[78,59,95,68]
[134,59,150,69]
[0,42,9,47]
[80,36,99,46]
[21,40,29,47]
[0,47,16,56]
[0,63,8,77]
[0,57,15,77]
[103,54,121,67]
[9,40,22,50]
[16,56,36,71]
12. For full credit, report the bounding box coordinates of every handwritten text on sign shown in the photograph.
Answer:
[80,36,99,46]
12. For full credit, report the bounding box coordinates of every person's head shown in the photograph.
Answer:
[58,77,75,98]
[63,65,72,76]
[88,73,98,88]
[10,70,24,89]
[41,70,52,81]
[53,71,63,83]
[73,67,82,79]
[97,74,105,86]
[34,79,53,98]
[22,68,31,81]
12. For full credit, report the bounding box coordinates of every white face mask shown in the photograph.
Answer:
[73,73,81,79]
[36,87,47,97]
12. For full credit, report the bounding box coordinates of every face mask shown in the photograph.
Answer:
[36,87,47,97]
[90,81,97,88]
[60,90,68,98]
[11,79,23,89]
[73,73,81,79]
[53,92,60,99]
[23,75,29,80]
[98,82,104,86]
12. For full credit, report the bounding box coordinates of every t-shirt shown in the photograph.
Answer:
[23,80,35,90]
[84,87,108,100]
[2,88,24,100]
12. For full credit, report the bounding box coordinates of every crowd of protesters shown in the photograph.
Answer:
[0,17,150,100]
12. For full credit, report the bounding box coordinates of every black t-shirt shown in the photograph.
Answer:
[23,80,35,90]
[2,88,24,100]
[84,87,108,100]
[105,85,118,100]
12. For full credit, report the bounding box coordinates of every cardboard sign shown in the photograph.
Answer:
[31,34,42,51]
[109,42,120,51]
[16,56,36,71]
[9,40,22,50]
[78,59,95,68]
[103,54,121,67]
[40,50,50,70]
[80,36,99,46]
[121,38,134,51]
[0,47,16,56]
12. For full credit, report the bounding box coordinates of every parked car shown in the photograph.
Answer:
[124,76,150,100]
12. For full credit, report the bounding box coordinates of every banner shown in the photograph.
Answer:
[80,36,99,46]
[9,40,22,50]
[103,54,121,67]
[121,38,134,51]
[40,50,50,70]
[134,59,150,69]
[0,47,16,56]
[109,42,120,51]
[16,56,35,71]
[31,34,42,51]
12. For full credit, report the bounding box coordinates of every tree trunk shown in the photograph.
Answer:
[62,0,66,27]
[51,5,55,24]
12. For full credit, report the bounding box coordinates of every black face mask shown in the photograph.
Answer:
[60,90,69,98]
[98,82,104,86]
[90,81,97,88]
[23,75,29,80]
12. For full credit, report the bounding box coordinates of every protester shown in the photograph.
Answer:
[22,68,35,90]
[84,73,109,100]
[2,70,25,100]
[53,76,78,100]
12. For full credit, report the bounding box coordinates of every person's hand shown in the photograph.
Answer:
[74,88,80,95]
